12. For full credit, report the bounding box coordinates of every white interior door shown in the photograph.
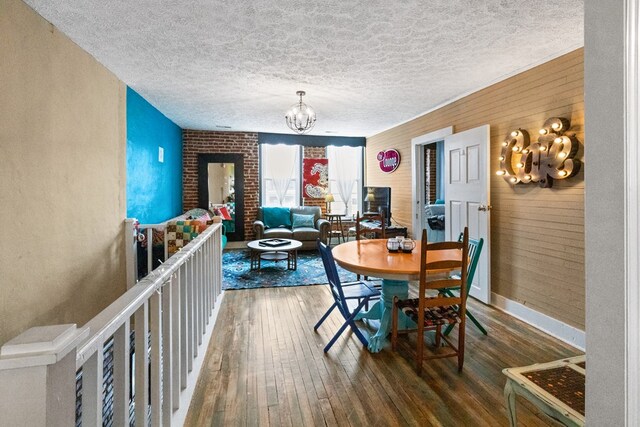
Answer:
[444,125,491,303]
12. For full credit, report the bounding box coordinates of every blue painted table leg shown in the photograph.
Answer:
[366,279,413,353]
[354,300,382,320]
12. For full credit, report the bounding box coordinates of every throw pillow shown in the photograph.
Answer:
[292,213,315,229]
[263,207,291,229]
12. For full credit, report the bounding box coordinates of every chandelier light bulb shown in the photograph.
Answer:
[516,162,524,168]
[502,141,508,147]
[522,149,530,154]
[496,170,506,176]
[540,145,547,151]
[511,130,519,137]
[559,152,567,158]
[539,129,548,135]
[499,156,505,161]
[551,122,562,130]
[510,177,517,183]
[285,91,317,134]
[555,137,563,144]
[559,170,568,177]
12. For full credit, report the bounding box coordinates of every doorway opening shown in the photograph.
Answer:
[411,126,452,241]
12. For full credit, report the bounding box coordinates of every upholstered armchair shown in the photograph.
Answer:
[253,206,330,250]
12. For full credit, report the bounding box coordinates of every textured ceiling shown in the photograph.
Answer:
[23,0,583,137]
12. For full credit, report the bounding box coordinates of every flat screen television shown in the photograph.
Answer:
[363,186,391,226]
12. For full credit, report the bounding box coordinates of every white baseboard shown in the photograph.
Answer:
[172,291,225,425]
[491,292,585,351]
[225,241,247,249]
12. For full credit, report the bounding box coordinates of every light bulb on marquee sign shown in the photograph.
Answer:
[497,117,581,188]
[377,149,401,173]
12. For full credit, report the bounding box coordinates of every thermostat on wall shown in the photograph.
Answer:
[158,147,164,163]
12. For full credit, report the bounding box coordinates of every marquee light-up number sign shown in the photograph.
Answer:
[377,149,401,173]
[497,117,581,188]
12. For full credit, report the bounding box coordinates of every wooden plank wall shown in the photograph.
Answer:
[365,49,584,329]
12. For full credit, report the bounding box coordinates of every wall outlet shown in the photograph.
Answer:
[158,147,164,163]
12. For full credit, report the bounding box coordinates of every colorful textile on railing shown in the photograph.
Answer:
[166,220,212,256]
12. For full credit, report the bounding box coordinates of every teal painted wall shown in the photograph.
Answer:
[126,87,183,223]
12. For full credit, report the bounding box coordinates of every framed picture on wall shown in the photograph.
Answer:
[302,158,328,199]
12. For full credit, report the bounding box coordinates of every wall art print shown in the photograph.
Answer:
[302,158,328,199]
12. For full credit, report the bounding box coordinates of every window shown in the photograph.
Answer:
[327,145,363,216]
[260,144,301,207]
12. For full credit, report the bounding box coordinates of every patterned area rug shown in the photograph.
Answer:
[222,249,354,290]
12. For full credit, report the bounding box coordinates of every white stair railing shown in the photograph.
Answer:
[0,220,224,426]
[124,218,170,286]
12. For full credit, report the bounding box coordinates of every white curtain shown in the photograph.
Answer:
[263,144,297,206]
[328,146,362,216]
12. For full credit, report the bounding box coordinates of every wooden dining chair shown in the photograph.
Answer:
[354,210,386,241]
[354,210,386,281]
[391,227,470,374]
[443,233,486,336]
[314,240,381,352]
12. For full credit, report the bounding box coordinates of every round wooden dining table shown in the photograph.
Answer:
[331,239,462,353]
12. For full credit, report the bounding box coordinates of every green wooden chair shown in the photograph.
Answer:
[443,233,487,336]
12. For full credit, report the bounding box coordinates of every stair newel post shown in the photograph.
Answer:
[0,324,88,426]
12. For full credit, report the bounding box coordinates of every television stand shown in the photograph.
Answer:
[384,226,408,238]
[357,220,407,239]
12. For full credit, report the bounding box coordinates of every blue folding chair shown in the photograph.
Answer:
[314,240,381,352]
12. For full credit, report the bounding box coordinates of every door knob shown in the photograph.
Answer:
[478,204,492,212]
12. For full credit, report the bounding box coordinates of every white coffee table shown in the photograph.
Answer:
[247,238,303,270]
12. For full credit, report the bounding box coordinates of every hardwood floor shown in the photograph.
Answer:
[185,285,582,426]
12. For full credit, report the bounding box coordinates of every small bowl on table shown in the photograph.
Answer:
[400,239,416,253]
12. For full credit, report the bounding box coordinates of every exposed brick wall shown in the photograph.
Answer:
[182,130,259,240]
[425,144,438,204]
[302,146,328,216]
[182,136,332,240]
[304,146,326,159]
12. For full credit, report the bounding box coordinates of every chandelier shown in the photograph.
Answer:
[285,91,316,134]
